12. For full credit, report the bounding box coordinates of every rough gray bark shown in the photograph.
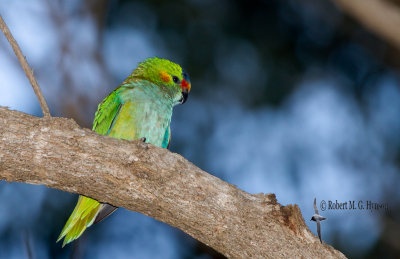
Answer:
[0,107,346,259]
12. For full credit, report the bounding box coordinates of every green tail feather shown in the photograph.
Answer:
[57,196,102,247]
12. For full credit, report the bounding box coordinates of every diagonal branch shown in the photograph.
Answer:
[332,0,400,52]
[0,15,51,117]
[0,107,346,259]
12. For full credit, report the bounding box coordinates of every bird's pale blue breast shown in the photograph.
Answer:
[107,81,174,148]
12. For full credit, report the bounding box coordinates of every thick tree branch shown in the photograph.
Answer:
[0,107,346,259]
[0,15,51,117]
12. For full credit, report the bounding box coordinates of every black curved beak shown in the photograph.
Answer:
[180,89,189,104]
[180,71,191,104]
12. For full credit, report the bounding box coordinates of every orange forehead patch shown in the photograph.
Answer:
[159,71,171,83]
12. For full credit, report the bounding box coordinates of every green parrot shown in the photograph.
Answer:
[57,57,191,247]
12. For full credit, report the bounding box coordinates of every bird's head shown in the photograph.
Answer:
[131,57,191,105]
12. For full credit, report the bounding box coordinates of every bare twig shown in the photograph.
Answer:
[333,0,400,52]
[0,15,51,117]
[0,107,347,259]
[23,230,34,259]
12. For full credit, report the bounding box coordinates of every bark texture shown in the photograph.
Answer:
[0,107,346,259]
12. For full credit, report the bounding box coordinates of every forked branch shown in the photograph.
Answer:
[0,107,346,259]
[0,11,346,259]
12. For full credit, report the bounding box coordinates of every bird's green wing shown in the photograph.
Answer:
[58,88,125,247]
[162,125,171,149]
[92,88,123,135]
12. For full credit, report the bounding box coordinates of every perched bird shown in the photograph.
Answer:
[310,197,327,243]
[57,57,191,247]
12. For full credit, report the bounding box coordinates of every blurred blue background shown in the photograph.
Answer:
[0,0,399,258]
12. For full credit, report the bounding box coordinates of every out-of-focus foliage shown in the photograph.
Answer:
[0,0,399,258]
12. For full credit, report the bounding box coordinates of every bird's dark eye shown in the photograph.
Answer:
[172,76,180,83]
